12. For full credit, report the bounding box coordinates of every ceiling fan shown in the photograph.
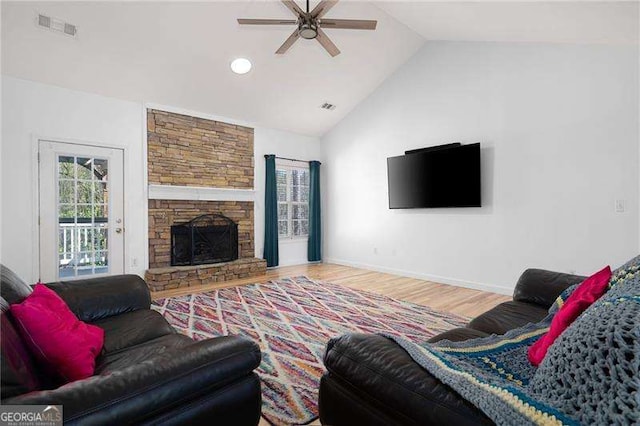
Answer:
[237,0,377,57]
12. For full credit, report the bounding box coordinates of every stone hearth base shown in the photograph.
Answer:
[145,258,267,292]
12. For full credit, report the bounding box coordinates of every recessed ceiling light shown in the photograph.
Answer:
[230,58,252,75]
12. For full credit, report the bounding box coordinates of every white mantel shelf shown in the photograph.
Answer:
[148,184,256,202]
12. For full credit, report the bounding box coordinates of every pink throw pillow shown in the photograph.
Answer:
[10,284,104,382]
[528,266,611,366]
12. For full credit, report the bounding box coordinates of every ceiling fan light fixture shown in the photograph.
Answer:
[230,58,252,74]
[299,21,318,39]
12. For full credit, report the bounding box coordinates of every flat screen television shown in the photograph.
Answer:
[387,143,481,209]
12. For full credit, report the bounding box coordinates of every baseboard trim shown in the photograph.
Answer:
[275,260,312,268]
[324,257,513,296]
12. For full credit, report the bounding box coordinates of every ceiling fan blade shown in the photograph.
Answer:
[320,19,377,30]
[276,29,301,54]
[311,0,338,19]
[316,28,340,57]
[237,18,297,25]
[281,0,304,17]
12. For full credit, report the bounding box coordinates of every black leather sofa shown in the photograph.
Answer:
[0,265,262,425]
[319,268,585,425]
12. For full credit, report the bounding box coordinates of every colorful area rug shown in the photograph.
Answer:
[152,276,468,425]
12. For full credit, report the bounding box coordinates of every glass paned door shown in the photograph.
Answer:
[39,141,124,281]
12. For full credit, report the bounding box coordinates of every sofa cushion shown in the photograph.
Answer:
[1,265,33,304]
[96,334,193,374]
[467,301,548,335]
[1,300,43,398]
[513,269,586,308]
[428,327,489,343]
[92,309,176,354]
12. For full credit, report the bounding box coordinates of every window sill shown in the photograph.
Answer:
[279,237,308,244]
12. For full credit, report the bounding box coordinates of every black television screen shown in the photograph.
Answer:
[387,143,481,209]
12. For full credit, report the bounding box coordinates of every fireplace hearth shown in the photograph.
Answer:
[171,214,238,266]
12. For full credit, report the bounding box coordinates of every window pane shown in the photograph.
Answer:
[93,159,108,181]
[278,203,288,220]
[292,184,300,202]
[58,156,75,179]
[292,220,300,236]
[59,180,74,204]
[276,169,287,202]
[77,180,93,203]
[76,158,93,180]
[93,182,107,204]
[94,225,108,251]
[59,204,75,219]
[77,204,93,220]
[300,220,309,236]
[292,204,309,220]
[278,220,288,237]
[94,205,108,221]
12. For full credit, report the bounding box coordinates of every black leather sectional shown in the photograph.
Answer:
[0,265,262,425]
[319,269,586,425]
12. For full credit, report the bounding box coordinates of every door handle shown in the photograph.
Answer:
[115,227,123,234]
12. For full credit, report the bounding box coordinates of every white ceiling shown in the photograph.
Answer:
[1,1,423,136]
[377,1,639,45]
[2,2,637,136]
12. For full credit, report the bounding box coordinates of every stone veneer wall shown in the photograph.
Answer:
[145,258,267,292]
[147,109,254,188]
[148,199,255,269]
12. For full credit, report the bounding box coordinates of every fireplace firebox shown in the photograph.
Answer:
[171,214,239,266]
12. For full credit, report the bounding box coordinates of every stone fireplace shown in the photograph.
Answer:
[145,109,266,291]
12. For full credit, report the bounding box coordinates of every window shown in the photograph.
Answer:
[276,164,310,239]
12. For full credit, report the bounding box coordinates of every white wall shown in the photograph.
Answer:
[322,41,639,294]
[1,76,147,282]
[1,77,321,283]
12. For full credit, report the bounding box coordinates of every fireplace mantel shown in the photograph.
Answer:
[148,184,256,202]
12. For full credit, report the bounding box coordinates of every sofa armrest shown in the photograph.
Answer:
[512,269,585,308]
[44,275,151,322]
[2,336,261,425]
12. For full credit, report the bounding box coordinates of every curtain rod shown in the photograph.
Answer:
[265,155,320,164]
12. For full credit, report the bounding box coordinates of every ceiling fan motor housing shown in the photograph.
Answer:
[299,18,318,39]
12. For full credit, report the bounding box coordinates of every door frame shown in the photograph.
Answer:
[31,135,129,281]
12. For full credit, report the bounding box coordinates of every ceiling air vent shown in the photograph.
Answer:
[320,102,336,111]
[37,13,77,37]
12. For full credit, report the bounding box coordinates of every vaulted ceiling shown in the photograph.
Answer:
[2,1,637,136]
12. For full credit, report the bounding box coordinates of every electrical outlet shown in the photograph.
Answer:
[130,257,138,268]
[373,247,378,255]
[615,199,626,213]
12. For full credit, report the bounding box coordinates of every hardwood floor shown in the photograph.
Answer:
[152,262,510,319]
[154,263,510,426]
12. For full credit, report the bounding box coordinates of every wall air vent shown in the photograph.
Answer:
[320,102,336,111]
[37,13,77,37]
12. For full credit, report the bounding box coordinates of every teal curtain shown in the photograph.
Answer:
[264,155,279,267]
[308,161,322,262]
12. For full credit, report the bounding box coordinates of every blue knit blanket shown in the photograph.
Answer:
[384,256,640,425]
